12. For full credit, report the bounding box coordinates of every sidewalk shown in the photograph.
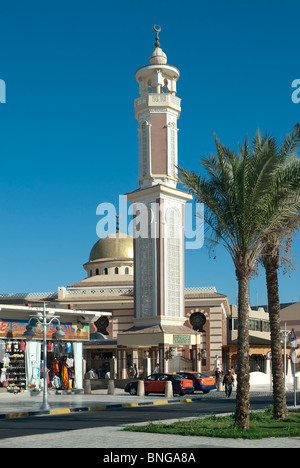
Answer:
[0,387,205,418]
[0,383,294,419]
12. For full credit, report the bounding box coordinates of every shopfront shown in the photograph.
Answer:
[0,305,107,393]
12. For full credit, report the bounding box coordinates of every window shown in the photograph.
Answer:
[103,268,108,275]
[96,268,99,275]
[89,270,92,277]
[115,267,119,275]
[125,267,129,275]
[146,375,157,381]
[249,319,261,332]
[157,374,168,381]
[229,319,238,331]
[262,321,270,332]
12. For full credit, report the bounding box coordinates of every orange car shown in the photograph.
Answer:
[125,373,194,396]
[178,372,217,393]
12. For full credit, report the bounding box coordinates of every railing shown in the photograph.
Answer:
[0,292,57,299]
[67,287,134,295]
[0,286,217,299]
[135,93,181,110]
[185,287,216,293]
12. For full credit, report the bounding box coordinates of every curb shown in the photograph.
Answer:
[0,397,197,420]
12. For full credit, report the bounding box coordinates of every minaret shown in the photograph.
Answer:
[135,25,181,189]
[126,26,192,328]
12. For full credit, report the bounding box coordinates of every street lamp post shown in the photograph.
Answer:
[24,302,65,411]
[280,322,290,392]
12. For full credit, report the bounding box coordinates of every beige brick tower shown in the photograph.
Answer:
[126,26,192,332]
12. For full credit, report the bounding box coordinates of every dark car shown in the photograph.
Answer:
[178,372,217,393]
[125,373,194,396]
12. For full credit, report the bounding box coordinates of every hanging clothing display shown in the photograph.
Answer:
[19,341,26,352]
[25,341,41,390]
[0,340,6,363]
[66,357,74,368]
[51,375,61,389]
[0,368,7,384]
[52,342,61,354]
[0,339,26,392]
[61,360,69,390]
[6,342,12,353]
[47,341,76,390]
[52,358,60,375]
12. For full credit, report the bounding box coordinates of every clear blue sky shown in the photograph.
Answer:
[0,0,299,307]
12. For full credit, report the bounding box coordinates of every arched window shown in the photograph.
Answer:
[125,267,129,275]
[114,267,119,275]
[89,270,93,277]
[103,268,108,275]
[96,268,99,275]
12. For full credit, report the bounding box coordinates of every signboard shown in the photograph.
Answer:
[0,319,89,341]
[173,335,191,345]
[266,350,272,360]
[289,328,297,343]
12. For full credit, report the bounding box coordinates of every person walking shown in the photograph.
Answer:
[230,367,237,389]
[127,366,134,379]
[223,370,235,398]
[215,367,223,391]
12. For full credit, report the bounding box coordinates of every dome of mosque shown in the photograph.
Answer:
[149,47,167,65]
[89,233,134,262]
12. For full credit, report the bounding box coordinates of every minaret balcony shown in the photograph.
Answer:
[135,93,181,118]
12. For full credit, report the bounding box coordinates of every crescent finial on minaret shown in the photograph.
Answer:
[153,24,161,48]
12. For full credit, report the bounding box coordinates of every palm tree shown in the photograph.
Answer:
[179,131,300,430]
[261,219,299,419]
[256,127,300,420]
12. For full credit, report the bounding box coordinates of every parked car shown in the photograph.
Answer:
[177,372,217,393]
[125,373,194,396]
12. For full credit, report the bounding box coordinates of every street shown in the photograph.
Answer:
[0,393,296,444]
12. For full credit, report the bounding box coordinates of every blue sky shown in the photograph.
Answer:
[0,0,299,306]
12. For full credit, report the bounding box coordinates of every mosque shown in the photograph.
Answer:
[0,26,234,391]
[63,25,231,380]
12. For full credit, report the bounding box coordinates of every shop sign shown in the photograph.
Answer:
[173,335,191,345]
[0,318,89,341]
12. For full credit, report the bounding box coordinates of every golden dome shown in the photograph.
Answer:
[89,233,134,262]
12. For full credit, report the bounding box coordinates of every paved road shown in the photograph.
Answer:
[0,393,299,448]
[0,398,236,439]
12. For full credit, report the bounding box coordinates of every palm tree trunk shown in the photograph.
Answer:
[263,248,288,420]
[235,269,251,430]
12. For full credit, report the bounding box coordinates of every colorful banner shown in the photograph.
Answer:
[0,319,89,341]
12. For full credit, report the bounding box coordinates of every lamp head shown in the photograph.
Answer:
[53,325,65,340]
[23,324,36,340]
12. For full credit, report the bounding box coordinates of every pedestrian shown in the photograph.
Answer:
[215,367,222,390]
[230,367,236,388]
[215,367,222,382]
[223,370,234,398]
[153,363,159,374]
[133,363,138,379]
[127,366,134,379]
